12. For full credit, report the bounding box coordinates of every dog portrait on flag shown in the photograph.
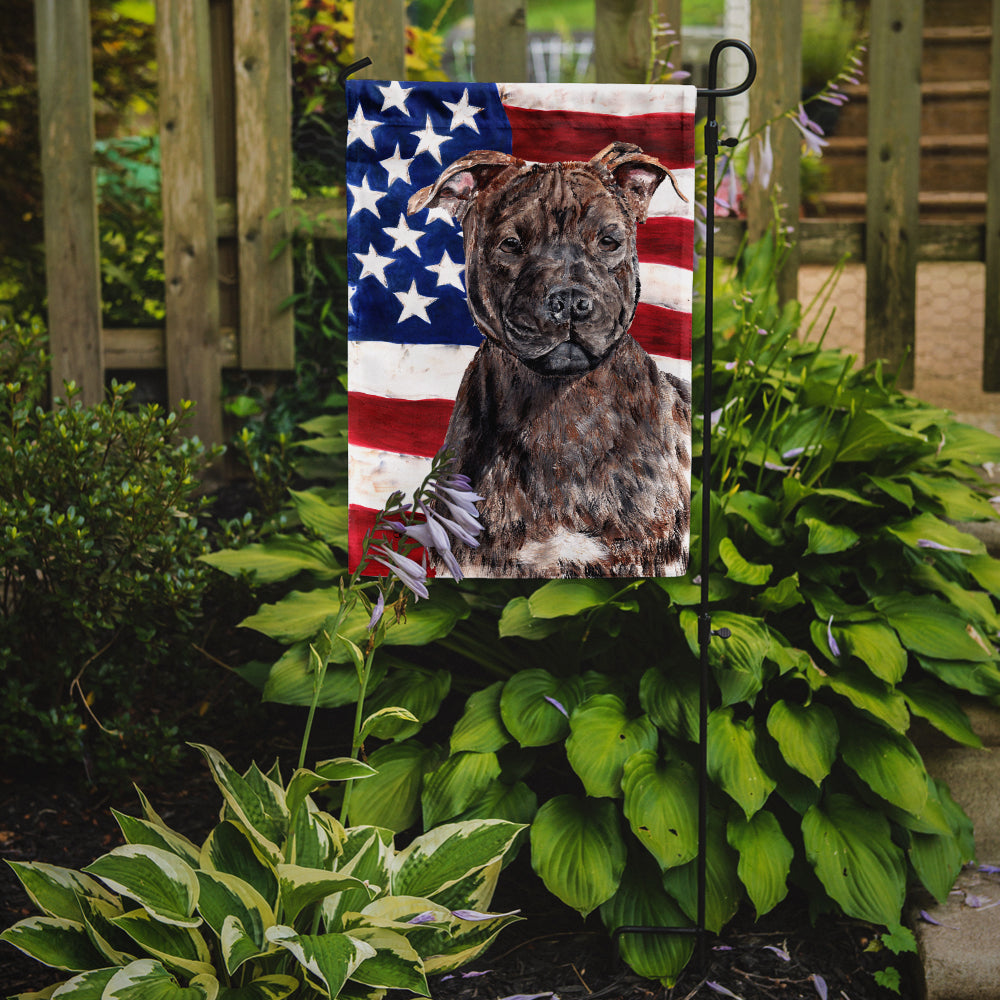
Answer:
[347,82,695,579]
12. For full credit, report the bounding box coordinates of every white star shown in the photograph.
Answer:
[380,144,415,187]
[355,245,394,287]
[377,80,411,114]
[442,89,483,132]
[411,115,453,164]
[426,249,465,290]
[425,205,458,227]
[394,280,436,323]
[347,104,380,149]
[348,175,385,218]
[384,214,425,255]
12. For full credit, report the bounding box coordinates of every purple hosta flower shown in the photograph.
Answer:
[827,615,841,657]
[979,864,1000,874]
[791,104,829,157]
[497,994,558,1000]
[407,911,438,925]
[368,543,429,600]
[441,970,493,981]
[367,590,385,631]
[451,908,521,921]
[389,506,465,581]
[763,944,791,962]
[917,538,973,555]
[919,909,958,929]
[747,124,774,191]
[706,983,742,999]
[544,695,569,718]
[715,156,742,215]
[812,974,828,1000]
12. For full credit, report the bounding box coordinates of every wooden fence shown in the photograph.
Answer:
[33,0,1000,445]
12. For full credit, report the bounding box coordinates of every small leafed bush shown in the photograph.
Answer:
[1,743,524,998]
[0,317,218,782]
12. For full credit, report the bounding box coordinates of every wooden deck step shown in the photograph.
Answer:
[834,80,992,136]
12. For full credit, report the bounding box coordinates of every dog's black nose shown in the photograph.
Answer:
[546,286,594,324]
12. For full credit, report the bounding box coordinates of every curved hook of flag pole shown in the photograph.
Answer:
[338,57,373,91]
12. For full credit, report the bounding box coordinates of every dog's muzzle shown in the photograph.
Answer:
[519,285,599,377]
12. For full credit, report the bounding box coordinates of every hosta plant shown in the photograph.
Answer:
[1,743,523,999]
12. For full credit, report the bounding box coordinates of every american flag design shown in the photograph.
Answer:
[346,81,696,573]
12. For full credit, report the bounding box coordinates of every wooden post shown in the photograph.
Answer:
[233,0,294,369]
[746,0,801,305]
[983,0,1000,390]
[34,0,104,405]
[594,0,658,84]
[473,0,527,82]
[157,0,223,444]
[354,0,406,80]
[655,0,683,80]
[864,0,923,389]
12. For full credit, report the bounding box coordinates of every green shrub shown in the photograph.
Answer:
[0,317,220,783]
[1,743,524,998]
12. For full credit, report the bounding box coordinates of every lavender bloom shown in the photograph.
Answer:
[407,911,438,925]
[812,974,828,1000]
[747,125,774,191]
[827,616,841,658]
[544,695,569,718]
[917,538,973,555]
[367,590,385,631]
[451,908,521,921]
[389,509,465,580]
[791,104,829,156]
[369,543,430,600]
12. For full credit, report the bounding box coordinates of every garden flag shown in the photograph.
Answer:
[347,81,695,579]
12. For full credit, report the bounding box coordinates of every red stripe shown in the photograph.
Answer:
[636,216,694,268]
[349,505,435,576]
[630,303,692,361]
[505,107,695,170]
[349,392,452,457]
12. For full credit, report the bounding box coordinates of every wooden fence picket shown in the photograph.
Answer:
[984,0,1000,390]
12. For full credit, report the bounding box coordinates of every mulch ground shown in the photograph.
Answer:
[1,741,913,1000]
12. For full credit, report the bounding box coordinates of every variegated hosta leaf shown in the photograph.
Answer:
[391,820,524,901]
[190,745,287,863]
[529,795,626,917]
[4,862,118,922]
[765,700,838,786]
[727,810,793,918]
[200,822,278,910]
[323,829,393,931]
[565,695,658,799]
[214,974,300,999]
[424,859,501,916]
[285,760,375,824]
[706,707,776,819]
[450,681,511,754]
[195,871,274,973]
[102,959,218,999]
[288,802,343,870]
[0,916,107,971]
[421,907,522,975]
[599,853,694,987]
[110,908,214,978]
[46,966,118,997]
[276,864,375,925]
[265,926,375,998]
[345,926,429,995]
[112,810,202,868]
[802,793,906,926]
[77,894,136,966]
[420,751,502,829]
[621,751,699,871]
[83,846,200,928]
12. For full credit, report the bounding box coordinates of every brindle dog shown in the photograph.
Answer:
[407,142,691,577]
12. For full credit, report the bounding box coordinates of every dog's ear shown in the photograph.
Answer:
[591,141,688,222]
[407,151,520,222]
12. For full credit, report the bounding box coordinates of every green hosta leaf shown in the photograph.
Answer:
[639,664,699,742]
[727,811,793,917]
[724,490,784,545]
[901,680,982,748]
[874,594,995,662]
[765,701,838,786]
[565,695,658,798]
[4,862,118,923]
[265,926,375,997]
[497,596,564,639]
[362,667,451,740]
[453,779,538,827]
[112,812,201,868]
[707,708,776,818]
[360,706,422,742]
[910,562,1000,633]
[527,578,618,617]
[346,926,429,994]
[719,537,772,586]
[450,682,511,754]
[260,643,388,709]
[906,473,998,522]
[195,871,273,974]
[111,909,214,978]
[0,916,107,971]
[83,846,200,928]
[886,512,985,557]
[835,410,927,463]
[808,661,910,732]
[680,610,770,706]
[216,975,299,1000]
[802,793,906,926]
[200,822,278,910]
[866,474,914,509]
[530,795,626,917]
[909,817,966,906]
[347,740,442,832]
[103,959,218,1000]
[661,810,741,933]
[393,820,524,900]
[421,751,502,828]
[839,718,929,816]
[621,751,698,871]
[803,517,859,556]
[200,535,341,584]
[499,670,584,747]
[916,655,1000,697]
[285,759,376,822]
[833,621,907,684]
[190,746,287,862]
[755,573,805,614]
[599,853,694,987]
[277,865,374,925]
[966,553,1000,597]
[288,488,349,545]
[935,421,1000,464]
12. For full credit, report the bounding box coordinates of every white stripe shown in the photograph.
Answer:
[349,340,477,399]
[649,167,696,219]
[350,444,433,511]
[654,356,692,385]
[498,82,697,117]
[638,262,693,313]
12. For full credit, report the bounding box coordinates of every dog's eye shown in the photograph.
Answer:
[598,234,622,251]
[499,236,523,254]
